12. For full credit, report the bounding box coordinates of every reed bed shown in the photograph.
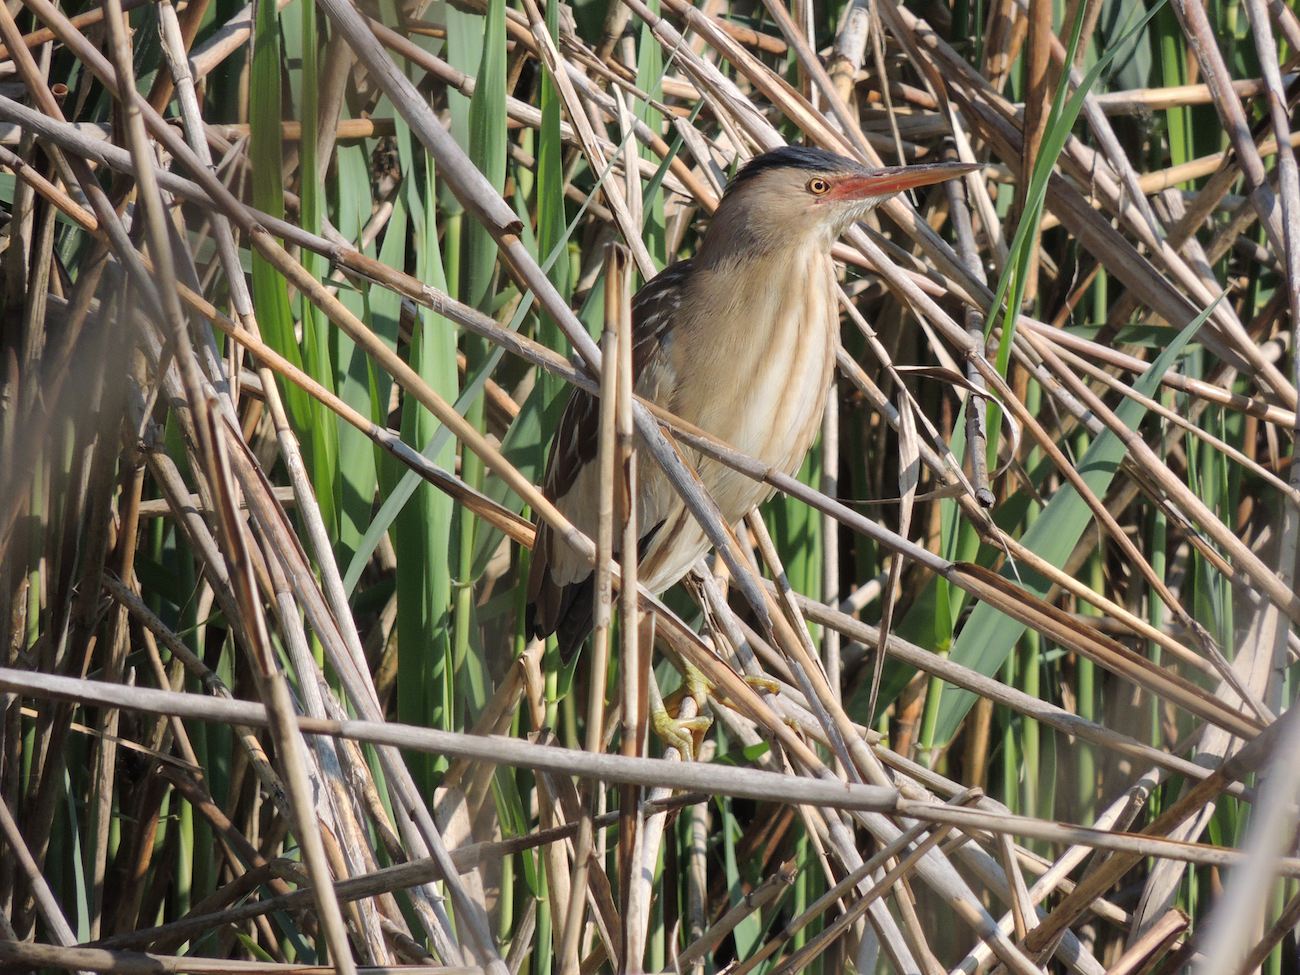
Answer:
[0,0,1297,970]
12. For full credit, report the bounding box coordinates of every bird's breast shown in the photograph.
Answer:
[666,251,838,516]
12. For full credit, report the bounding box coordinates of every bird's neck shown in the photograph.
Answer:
[696,237,834,280]
[696,204,835,270]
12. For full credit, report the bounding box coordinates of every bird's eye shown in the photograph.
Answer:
[807,177,831,196]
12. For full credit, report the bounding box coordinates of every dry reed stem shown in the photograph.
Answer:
[3,0,1299,968]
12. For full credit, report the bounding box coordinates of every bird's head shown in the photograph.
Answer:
[702,146,979,262]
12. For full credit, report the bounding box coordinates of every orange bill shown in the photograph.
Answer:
[831,161,982,200]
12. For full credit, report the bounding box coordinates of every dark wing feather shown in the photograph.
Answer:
[525,259,693,656]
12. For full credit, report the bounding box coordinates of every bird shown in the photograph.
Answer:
[527,145,977,657]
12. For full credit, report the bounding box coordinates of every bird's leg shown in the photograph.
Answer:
[636,610,710,760]
[660,661,714,713]
[740,673,782,696]
[683,570,783,704]
[650,666,712,762]
[692,670,782,711]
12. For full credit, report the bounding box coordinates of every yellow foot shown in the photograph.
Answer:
[653,664,715,760]
[708,673,782,711]
[651,708,713,761]
[743,674,781,696]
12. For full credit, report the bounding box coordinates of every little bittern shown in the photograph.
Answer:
[528,146,976,654]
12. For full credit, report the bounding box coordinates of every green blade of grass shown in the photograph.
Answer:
[926,0,1168,747]
[284,0,340,546]
[450,0,508,721]
[931,302,1216,746]
[394,149,456,791]
[249,0,311,436]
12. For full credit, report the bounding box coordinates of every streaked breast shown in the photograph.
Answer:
[667,249,838,520]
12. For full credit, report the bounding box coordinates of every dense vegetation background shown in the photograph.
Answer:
[1,0,1298,970]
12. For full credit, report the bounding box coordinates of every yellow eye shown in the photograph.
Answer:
[807,177,831,195]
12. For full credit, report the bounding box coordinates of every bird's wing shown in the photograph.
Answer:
[526,258,695,650]
[540,258,692,501]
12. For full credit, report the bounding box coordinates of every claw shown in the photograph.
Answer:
[708,672,782,711]
[651,708,713,761]
[653,664,715,760]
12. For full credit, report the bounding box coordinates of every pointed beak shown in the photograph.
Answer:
[831,161,982,200]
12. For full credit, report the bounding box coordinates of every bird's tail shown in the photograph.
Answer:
[525,519,663,661]
[525,526,595,662]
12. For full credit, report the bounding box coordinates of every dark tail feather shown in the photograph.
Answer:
[552,576,595,662]
[526,525,595,661]
[527,571,595,662]
[525,520,663,662]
